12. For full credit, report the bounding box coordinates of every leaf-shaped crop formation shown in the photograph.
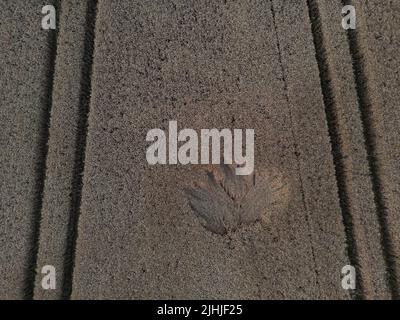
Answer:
[186,164,289,235]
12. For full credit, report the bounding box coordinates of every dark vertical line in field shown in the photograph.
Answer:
[61,0,98,300]
[342,0,399,299]
[23,0,61,300]
[306,0,364,299]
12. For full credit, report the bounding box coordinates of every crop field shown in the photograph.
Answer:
[0,0,399,299]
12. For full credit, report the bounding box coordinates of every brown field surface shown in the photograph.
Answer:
[0,0,399,299]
